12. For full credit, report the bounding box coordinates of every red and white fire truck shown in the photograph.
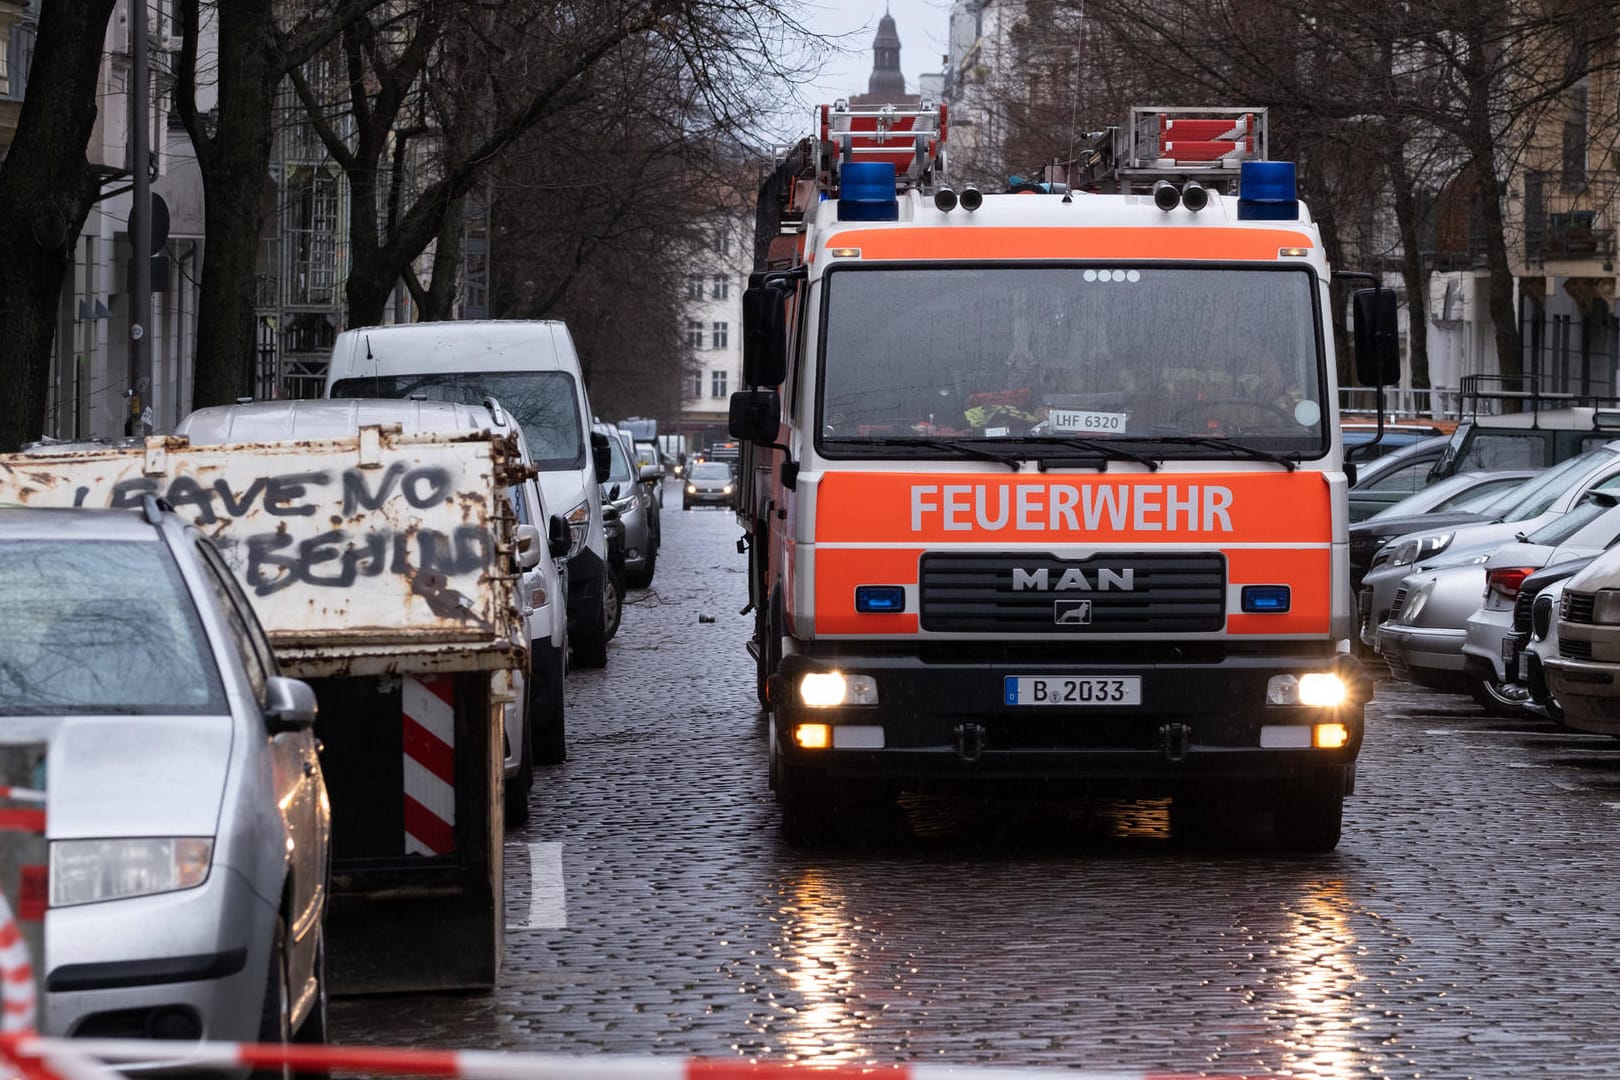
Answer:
[731,103,1397,850]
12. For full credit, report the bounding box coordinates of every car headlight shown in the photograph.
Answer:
[723,484,734,495]
[1401,581,1434,624]
[612,493,637,513]
[563,500,590,557]
[1594,589,1620,625]
[1389,533,1453,568]
[51,838,213,907]
[686,483,697,495]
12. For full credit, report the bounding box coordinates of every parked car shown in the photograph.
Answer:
[1349,469,1540,596]
[1377,492,1620,694]
[1343,422,1448,462]
[5,503,330,1047]
[595,422,658,590]
[172,397,572,814]
[1476,556,1601,722]
[682,460,737,510]
[1347,434,1453,521]
[1543,544,1620,737]
[1359,441,1620,646]
[1522,577,1577,721]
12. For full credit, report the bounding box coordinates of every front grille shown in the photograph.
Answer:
[1563,591,1596,625]
[1389,587,1409,623]
[918,552,1225,633]
[1560,638,1594,661]
[1511,590,1536,635]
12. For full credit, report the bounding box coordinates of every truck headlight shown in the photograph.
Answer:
[563,500,590,557]
[1593,589,1620,624]
[799,672,879,707]
[51,838,213,907]
[1267,673,1348,707]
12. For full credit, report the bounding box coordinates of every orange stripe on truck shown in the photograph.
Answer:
[814,472,1332,544]
[825,226,1315,261]
[1226,547,1331,634]
[814,548,924,635]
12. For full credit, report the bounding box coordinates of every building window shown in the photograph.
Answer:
[686,319,704,349]
[714,229,731,255]
[686,275,705,301]
[689,372,703,398]
[1562,84,1588,193]
[711,274,729,300]
[712,321,729,349]
[711,370,728,397]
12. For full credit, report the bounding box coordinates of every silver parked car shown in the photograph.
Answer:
[1359,441,1620,647]
[0,504,330,1047]
[1378,493,1620,695]
[598,424,660,589]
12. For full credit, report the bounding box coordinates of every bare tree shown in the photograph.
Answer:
[0,0,118,451]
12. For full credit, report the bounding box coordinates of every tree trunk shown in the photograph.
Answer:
[410,194,465,321]
[189,0,280,408]
[0,0,118,451]
[1387,145,1432,395]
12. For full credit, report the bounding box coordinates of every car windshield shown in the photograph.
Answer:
[0,539,228,715]
[1440,475,1534,512]
[1496,448,1615,521]
[691,463,732,480]
[818,265,1328,457]
[331,371,584,470]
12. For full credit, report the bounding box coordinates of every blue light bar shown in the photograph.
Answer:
[855,585,906,613]
[838,162,899,221]
[1237,161,1298,221]
[1241,585,1292,613]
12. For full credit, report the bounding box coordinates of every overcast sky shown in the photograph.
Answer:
[790,0,953,110]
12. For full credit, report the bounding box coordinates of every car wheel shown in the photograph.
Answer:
[572,580,611,669]
[503,697,533,827]
[602,565,624,640]
[1271,787,1343,853]
[531,641,567,765]
[626,542,656,589]
[1466,672,1529,718]
[252,917,293,1080]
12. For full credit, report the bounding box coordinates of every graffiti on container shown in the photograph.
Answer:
[87,464,495,600]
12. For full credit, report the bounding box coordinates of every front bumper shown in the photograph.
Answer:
[1377,623,1465,683]
[46,864,276,1045]
[1544,656,1620,735]
[769,648,1369,797]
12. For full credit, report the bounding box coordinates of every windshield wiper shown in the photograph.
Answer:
[827,437,1024,471]
[1031,437,1161,472]
[1133,434,1300,471]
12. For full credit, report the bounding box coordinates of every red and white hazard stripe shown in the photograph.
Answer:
[402,675,456,856]
[0,1036,1284,1080]
[0,894,35,1035]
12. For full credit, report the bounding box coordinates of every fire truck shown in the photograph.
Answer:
[730,102,1400,850]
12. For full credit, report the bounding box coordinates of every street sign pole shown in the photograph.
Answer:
[127,0,152,436]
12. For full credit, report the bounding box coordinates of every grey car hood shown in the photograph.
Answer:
[22,715,234,840]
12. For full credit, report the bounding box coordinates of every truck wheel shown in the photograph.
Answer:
[504,703,533,827]
[1272,788,1343,853]
[531,642,567,765]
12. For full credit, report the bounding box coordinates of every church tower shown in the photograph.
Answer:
[849,8,921,106]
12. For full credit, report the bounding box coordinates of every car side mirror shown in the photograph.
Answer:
[547,514,571,559]
[1352,287,1400,386]
[513,523,543,570]
[265,676,318,732]
[607,483,621,503]
[590,431,612,483]
[638,464,663,483]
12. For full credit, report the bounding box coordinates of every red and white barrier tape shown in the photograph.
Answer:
[0,1036,1282,1080]
[0,894,33,1036]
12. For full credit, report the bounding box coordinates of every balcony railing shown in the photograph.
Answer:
[1527,211,1616,263]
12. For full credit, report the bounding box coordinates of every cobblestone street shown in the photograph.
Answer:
[335,481,1620,1078]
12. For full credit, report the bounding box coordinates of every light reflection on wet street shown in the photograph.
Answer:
[334,487,1620,1077]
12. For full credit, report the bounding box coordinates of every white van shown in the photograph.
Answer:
[170,397,573,824]
[323,321,617,668]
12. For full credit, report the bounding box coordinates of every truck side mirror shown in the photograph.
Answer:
[1352,287,1400,386]
[590,431,612,484]
[729,389,781,444]
[742,283,789,387]
[547,514,572,559]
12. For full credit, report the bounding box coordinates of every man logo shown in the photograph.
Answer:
[1054,600,1093,625]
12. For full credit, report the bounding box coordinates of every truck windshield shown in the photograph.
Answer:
[818,265,1328,458]
[331,371,585,470]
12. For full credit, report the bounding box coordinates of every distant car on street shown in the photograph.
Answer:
[682,460,737,510]
[2,503,331,1051]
